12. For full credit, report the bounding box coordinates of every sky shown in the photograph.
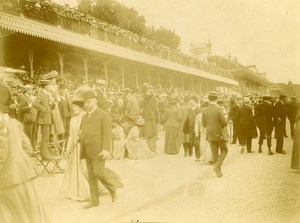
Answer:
[54,0,300,84]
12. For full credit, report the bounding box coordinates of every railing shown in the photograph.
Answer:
[0,3,237,84]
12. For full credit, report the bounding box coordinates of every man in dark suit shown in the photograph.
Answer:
[58,83,72,140]
[274,95,287,154]
[19,84,37,146]
[286,96,300,139]
[186,96,201,160]
[255,95,275,155]
[80,90,116,209]
[33,80,56,160]
[229,96,242,144]
[202,91,229,177]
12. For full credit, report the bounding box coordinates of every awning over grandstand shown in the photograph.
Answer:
[0,11,238,86]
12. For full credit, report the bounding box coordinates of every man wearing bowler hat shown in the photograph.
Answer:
[202,91,229,177]
[274,95,287,154]
[80,90,116,209]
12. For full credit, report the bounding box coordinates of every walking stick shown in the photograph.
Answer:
[75,143,79,197]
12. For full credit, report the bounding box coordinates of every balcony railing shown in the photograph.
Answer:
[0,0,235,81]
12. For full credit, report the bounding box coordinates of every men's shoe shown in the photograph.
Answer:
[83,202,99,209]
[208,161,213,165]
[213,166,223,177]
[184,153,189,157]
[247,151,254,153]
[111,192,117,202]
[231,141,236,144]
[277,151,287,154]
[195,158,201,162]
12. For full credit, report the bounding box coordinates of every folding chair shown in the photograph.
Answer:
[33,139,67,176]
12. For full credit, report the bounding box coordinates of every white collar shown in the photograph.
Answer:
[88,106,97,115]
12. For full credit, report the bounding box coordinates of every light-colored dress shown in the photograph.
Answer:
[60,111,90,201]
[125,126,156,159]
[49,84,65,136]
[0,118,50,223]
[163,106,183,154]
[112,125,125,160]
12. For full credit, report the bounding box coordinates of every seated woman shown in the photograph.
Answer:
[112,116,125,160]
[125,116,156,159]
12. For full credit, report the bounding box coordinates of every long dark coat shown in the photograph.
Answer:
[33,90,55,125]
[237,104,257,138]
[255,101,274,133]
[80,108,112,158]
[141,95,159,138]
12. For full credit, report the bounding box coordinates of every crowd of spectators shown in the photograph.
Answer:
[2,0,237,80]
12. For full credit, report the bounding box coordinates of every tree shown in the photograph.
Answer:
[146,26,181,49]
[77,0,93,14]
[77,0,180,48]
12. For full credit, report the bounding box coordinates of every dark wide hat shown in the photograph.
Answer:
[291,96,297,101]
[279,95,287,100]
[83,90,97,101]
[72,97,84,107]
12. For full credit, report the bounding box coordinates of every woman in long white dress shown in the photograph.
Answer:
[60,99,90,201]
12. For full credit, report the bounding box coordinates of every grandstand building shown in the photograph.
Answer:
[0,1,269,94]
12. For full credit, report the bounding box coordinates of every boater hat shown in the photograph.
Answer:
[40,79,51,86]
[42,71,58,80]
[208,91,219,100]
[279,95,287,100]
[262,95,271,100]
[96,79,106,86]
